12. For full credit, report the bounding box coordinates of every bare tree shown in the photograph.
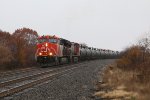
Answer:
[12,28,39,66]
[138,33,150,52]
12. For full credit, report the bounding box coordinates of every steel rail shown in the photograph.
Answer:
[0,67,38,77]
[0,62,87,98]
[0,62,79,87]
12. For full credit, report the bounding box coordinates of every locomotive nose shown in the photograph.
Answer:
[41,45,47,52]
[39,43,56,56]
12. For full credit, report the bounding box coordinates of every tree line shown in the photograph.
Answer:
[117,36,150,83]
[0,28,38,70]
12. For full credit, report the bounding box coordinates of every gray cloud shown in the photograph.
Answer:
[1,0,150,51]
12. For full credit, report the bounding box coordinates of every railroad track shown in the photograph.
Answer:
[0,62,88,98]
[0,67,38,78]
[0,67,57,83]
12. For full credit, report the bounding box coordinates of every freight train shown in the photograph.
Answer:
[35,35,119,66]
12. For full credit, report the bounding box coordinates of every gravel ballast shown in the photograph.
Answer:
[3,59,115,100]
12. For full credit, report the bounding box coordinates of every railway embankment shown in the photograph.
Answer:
[2,59,115,100]
[94,46,150,100]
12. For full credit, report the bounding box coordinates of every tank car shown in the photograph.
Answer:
[79,44,87,60]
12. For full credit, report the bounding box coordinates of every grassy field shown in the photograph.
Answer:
[94,45,150,100]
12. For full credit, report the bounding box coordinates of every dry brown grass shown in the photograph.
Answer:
[95,46,150,100]
[95,66,150,100]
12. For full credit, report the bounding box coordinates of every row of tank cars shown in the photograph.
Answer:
[35,35,119,66]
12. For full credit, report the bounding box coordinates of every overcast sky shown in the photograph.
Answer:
[1,0,150,51]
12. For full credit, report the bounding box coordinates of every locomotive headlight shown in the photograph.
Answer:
[45,43,48,47]
[49,52,53,56]
[39,52,42,55]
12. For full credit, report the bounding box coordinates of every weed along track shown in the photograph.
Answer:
[0,62,87,98]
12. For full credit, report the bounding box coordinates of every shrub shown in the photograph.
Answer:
[0,44,14,69]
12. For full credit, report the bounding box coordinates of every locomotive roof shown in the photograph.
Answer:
[38,35,60,39]
[71,42,79,45]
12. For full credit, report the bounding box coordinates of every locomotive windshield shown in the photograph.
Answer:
[38,38,48,43]
[49,38,57,43]
[38,38,57,43]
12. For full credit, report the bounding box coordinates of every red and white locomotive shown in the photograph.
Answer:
[35,35,119,66]
[35,35,80,65]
